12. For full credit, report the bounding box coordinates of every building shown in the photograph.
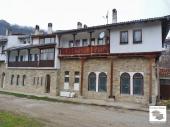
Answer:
[0,11,170,105]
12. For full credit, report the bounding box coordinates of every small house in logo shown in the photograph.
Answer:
[149,106,166,123]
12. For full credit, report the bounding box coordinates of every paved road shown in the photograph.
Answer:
[0,94,169,127]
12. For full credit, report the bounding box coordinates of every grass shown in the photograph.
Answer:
[158,99,170,109]
[0,111,43,127]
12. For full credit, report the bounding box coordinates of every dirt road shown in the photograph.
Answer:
[0,94,169,127]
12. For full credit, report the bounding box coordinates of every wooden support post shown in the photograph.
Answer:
[27,49,30,61]
[149,58,153,103]
[109,57,114,98]
[80,58,85,96]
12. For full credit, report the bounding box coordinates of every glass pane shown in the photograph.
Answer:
[88,72,96,91]
[134,30,142,42]
[121,32,128,43]
[75,78,79,83]
[120,73,130,94]
[98,73,107,92]
[64,77,69,83]
[133,73,143,95]
[82,39,88,46]
[65,71,69,75]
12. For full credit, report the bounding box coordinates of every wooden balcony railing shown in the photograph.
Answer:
[59,44,110,57]
[8,60,54,67]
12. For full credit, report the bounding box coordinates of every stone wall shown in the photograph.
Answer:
[0,62,58,96]
[59,57,157,104]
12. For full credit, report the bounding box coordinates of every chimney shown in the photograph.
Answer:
[48,23,53,34]
[77,22,82,29]
[34,25,40,35]
[112,9,117,23]
[84,24,88,28]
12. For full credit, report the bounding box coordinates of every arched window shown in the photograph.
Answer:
[120,73,130,94]
[16,75,19,86]
[11,75,14,85]
[98,72,107,92]
[88,72,96,91]
[22,75,26,86]
[133,73,143,95]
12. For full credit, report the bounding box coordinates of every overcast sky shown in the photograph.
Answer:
[0,0,170,30]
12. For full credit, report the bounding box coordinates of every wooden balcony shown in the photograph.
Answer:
[8,60,54,67]
[59,44,110,57]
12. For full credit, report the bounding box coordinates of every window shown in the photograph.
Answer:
[91,38,95,45]
[98,72,107,92]
[22,75,26,86]
[133,73,143,95]
[15,56,19,62]
[120,31,128,44]
[88,72,96,91]
[98,38,104,45]
[41,77,43,86]
[69,40,73,47]
[160,79,170,85]
[16,75,20,86]
[74,71,80,83]
[1,45,5,54]
[34,54,38,61]
[11,75,14,85]
[37,77,39,85]
[82,39,88,46]
[64,71,69,83]
[74,40,80,47]
[133,29,142,43]
[40,48,54,60]
[120,73,130,94]
[20,55,23,62]
[39,38,45,44]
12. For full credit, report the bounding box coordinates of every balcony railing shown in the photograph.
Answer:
[8,60,54,67]
[59,44,110,57]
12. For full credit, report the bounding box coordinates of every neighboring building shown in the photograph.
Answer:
[0,36,7,62]
[0,11,170,105]
[159,68,170,99]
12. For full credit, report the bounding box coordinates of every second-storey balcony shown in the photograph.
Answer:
[8,60,54,67]
[59,44,110,57]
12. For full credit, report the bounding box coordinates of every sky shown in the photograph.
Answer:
[0,0,170,31]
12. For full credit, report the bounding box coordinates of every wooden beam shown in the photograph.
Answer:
[80,58,85,96]
[149,58,153,103]
[109,57,113,98]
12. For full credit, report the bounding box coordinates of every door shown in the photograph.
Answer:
[45,75,50,93]
[160,79,170,99]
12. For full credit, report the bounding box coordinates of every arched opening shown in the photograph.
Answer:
[22,75,26,86]
[16,75,20,86]
[88,72,96,91]
[120,72,130,94]
[45,74,50,93]
[1,72,5,88]
[11,75,14,85]
[98,72,107,92]
[133,73,144,95]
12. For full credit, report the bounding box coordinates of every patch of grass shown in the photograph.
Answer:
[158,100,170,109]
[0,111,43,127]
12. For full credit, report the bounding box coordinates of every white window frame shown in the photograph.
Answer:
[120,72,144,95]
[88,71,107,92]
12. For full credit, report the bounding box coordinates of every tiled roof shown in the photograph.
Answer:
[159,68,170,77]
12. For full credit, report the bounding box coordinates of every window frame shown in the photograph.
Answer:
[120,72,130,94]
[133,29,142,44]
[133,73,144,95]
[88,72,96,91]
[98,72,107,92]
[120,31,128,44]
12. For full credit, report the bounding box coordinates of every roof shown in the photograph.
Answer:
[159,68,170,77]
[55,15,170,35]
[5,43,56,51]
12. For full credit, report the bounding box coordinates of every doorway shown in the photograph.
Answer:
[45,74,50,93]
